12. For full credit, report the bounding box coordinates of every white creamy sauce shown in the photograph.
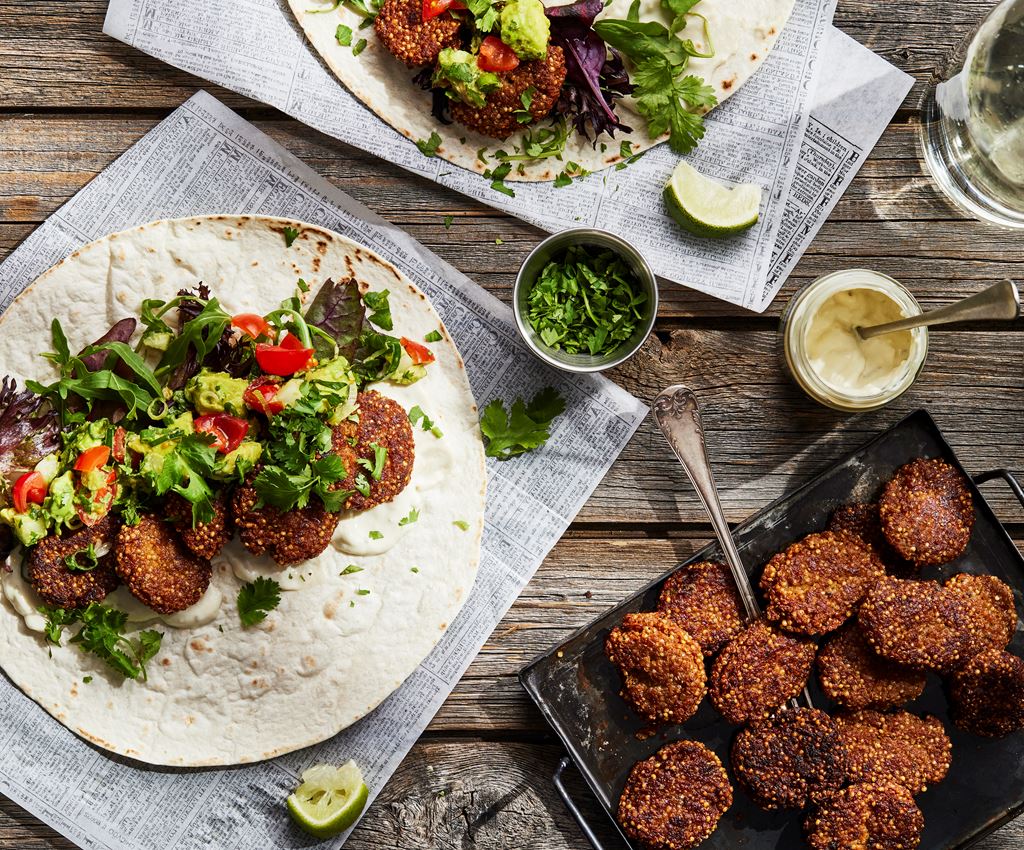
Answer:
[4,560,222,633]
[805,287,914,396]
[332,381,454,557]
[3,557,47,633]
[223,539,321,590]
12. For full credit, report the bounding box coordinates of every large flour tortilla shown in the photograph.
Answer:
[0,216,486,766]
[290,0,795,180]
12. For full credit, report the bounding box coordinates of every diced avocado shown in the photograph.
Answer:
[34,454,59,484]
[81,467,111,493]
[387,349,427,386]
[215,441,263,480]
[185,370,249,416]
[433,48,501,108]
[500,0,549,60]
[44,471,76,529]
[69,420,110,456]
[0,507,49,547]
[142,330,172,351]
[172,411,195,433]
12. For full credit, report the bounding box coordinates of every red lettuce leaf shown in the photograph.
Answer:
[305,278,365,362]
[0,376,60,507]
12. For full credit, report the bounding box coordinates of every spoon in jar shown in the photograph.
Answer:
[856,279,1019,339]
[653,385,812,708]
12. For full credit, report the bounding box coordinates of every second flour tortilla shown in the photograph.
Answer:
[289,0,796,180]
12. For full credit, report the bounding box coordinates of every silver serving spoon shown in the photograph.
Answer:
[653,385,811,708]
[856,279,1020,340]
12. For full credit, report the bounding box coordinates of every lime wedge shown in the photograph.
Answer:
[287,761,369,838]
[663,162,762,238]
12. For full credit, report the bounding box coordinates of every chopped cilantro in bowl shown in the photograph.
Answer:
[512,229,658,373]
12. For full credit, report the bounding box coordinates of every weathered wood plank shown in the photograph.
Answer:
[0,0,993,108]
[3,737,1023,850]
[0,117,1018,324]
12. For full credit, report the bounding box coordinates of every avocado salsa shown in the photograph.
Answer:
[0,277,437,679]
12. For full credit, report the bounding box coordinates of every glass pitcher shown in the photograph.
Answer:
[921,0,1024,228]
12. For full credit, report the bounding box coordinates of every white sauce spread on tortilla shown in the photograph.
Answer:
[3,557,47,633]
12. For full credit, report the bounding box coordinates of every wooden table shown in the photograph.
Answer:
[2,1,1022,847]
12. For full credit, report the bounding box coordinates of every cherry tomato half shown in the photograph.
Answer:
[478,36,519,73]
[255,334,314,376]
[74,445,111,473]
[12,471,47,514]
[195,414,250,454]
[112,426,127,464]
[232,313,274,340]
[400,337,436,365]
[244,378,285,416]
[422,0,465,21]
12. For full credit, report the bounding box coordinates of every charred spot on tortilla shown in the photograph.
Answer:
[166,491,233,561]
[26,516,121,610]
[450,45,567,140]
[232,475,342,567]
[342,391,415,512]
[115,515,212,615]
[374,0,461,68]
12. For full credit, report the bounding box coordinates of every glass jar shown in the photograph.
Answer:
[779,270,929,412]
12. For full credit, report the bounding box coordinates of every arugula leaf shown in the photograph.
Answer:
[416,131,442,158]
[305,277,364,362]
[68,603,164,680]
[237,577,282,627]
[64,543,99,573]
[335,23,353,44]
[283,226,300,247]
[362,290,393,331]
[154,297,233,385]
[480,388,566,460]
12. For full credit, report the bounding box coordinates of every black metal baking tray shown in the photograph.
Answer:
[520,409,1024,850]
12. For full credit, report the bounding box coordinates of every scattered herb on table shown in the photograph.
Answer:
[416,131,442,158]
[237,577,282,627]
[442,215,454,230]
[480,387,565,460]
[525,246,647,356]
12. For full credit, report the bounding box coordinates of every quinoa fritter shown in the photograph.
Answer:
[805,781,924,850]
[617,740,732,850]
[656,561,744,656]
[373,0,460,67]
[605,612,706,725]
[949,648,1024,737]
[835,709,951,794]
[878,458,974,567]
[26,516,120,609]
[709,618,817,725]
[116,514,211,615]
[761,531,884,635]
[342,391,414,512]
[731,707,848,810]
[232,479,341,567]
[450,46,567,140]
[817,623,926,710]
[945,572,1017,654]
[166,490,233,560]
[859,574,1014,673]
[829,502,916,576]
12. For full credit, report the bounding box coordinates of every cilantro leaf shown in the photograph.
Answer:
[352,38,367,56]
[340,564,363,575]
[453,520,470,531]
[254,466,315,510]
[237,577,282,627]
[38,605,78,646]
[480,388,566,460]
[369,530,383,540]
[398,507,419,526]
[425,330,443,343]
[335,23,353,44]
[416,131,442,158]
[283,226,300,247]
[68,603,164,680]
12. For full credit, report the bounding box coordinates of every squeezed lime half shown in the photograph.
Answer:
[663,161,762,238]
[287,761,369,838]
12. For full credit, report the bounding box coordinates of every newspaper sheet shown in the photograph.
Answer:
[765,27,914,305]
[103,0,841,311]
[0,90,648,850]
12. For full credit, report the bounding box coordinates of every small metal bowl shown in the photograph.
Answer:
[513,228,659,373]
